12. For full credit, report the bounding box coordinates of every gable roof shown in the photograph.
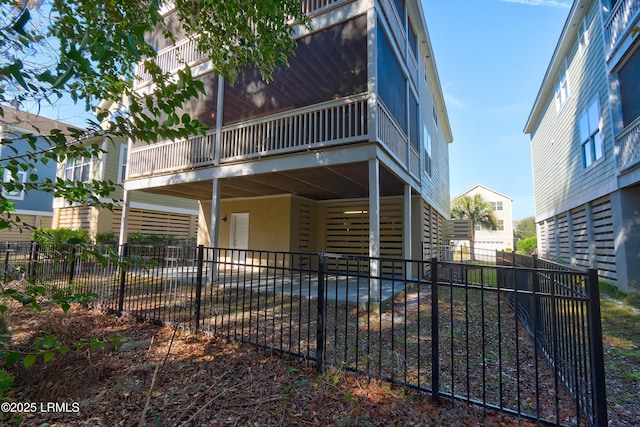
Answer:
[0,104,76,135]
[453,184,513,201]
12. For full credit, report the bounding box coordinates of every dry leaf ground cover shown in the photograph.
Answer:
[0,282,636,426]
[2,304,533,427]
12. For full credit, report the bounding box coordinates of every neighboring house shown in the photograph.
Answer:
[122,0,453,265]
[53,134,199,242]
[524,0,640,294]
[0,106,58,241]
[452,185,514,252]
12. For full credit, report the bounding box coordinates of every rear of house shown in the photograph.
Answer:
[121,0,454,264]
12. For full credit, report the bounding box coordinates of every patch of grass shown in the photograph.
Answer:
[598,282,640,425]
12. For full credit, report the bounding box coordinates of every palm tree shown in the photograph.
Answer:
[451,194,498,260]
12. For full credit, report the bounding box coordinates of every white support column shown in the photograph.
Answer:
[214,74,225,164]
[118,189,131,247]
[118,136,134,249]
[209,178,221,283]
[403,184,412,260]
[567,210,575,266]
[402,184,414,278]
[585,203,596,269]
[367,8,377,143]
[369,158,380,302]
[403,184,413,278]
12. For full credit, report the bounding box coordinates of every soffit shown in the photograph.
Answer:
[137,161,405,201]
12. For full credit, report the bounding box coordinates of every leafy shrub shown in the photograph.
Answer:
[127,233,195,246]
[0,370,13,399]
[95,231,117,245]
[32,228,90,245]
[516,236,537,255]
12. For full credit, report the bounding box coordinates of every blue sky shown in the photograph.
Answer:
[422,0,572,220]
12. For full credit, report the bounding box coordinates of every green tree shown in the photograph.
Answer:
[0,0,309,230]
[0,0,309,368]
[517,236,537,255]
[514,216,536,241]
[451,194,498,260]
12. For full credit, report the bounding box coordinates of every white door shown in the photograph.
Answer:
[229,213,249,263]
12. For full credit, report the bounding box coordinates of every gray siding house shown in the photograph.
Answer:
[524,0,640,294]
[122,0,453,263]
[0,106,58,240]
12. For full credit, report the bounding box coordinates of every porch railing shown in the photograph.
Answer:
[2,242,608,426]
[617,116,640,173]
[127,93,369,178]
[377,100,408,167]
[218,94,368,162]
[135,37,208,88]
[604,0,640,56]
[128,132,216,178]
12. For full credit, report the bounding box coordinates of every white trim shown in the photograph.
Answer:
[7,209,53,217]
[117,143,128,184]
[128,201,198,216]
[2,169,26,200]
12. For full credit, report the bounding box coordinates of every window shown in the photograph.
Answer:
[490,201,503,211]
[118,144,128,184]
[423,125,432,176]
[432,103,438,128]
[578,17,589,55]
[579,98,604,168]
[618,48,640,128]
[64,157,91,182]
[377,23,407,133]
[408,20,418,59]
[497,219,505,231]
[2,169,26,200]
[555,65,569,111]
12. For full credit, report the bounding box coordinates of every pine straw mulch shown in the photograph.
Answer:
[1,303,536,427]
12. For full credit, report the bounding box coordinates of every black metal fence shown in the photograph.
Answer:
[0,242,607,426]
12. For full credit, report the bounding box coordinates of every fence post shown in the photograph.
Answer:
[431,257,439,403]
[586,269,608,426]
[3,246,10,284]
[68,246,77,285]
[315,252,326,372]
[117,243,129,314]
[28,241,39,278]
[193,245,205,334]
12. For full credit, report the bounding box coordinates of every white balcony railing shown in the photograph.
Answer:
[301,0,344,14]
[604,0,640,55]
[617,116,640,173]
[135,38,208,87]
[128,93,369,178]
[377,101,408,164]
[219,94,368,162]
[128,132,216,178]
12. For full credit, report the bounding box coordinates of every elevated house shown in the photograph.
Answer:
[524,0,640,294]
[451,185,514,253]
[122,0,453,267]
[0,106,57,240]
